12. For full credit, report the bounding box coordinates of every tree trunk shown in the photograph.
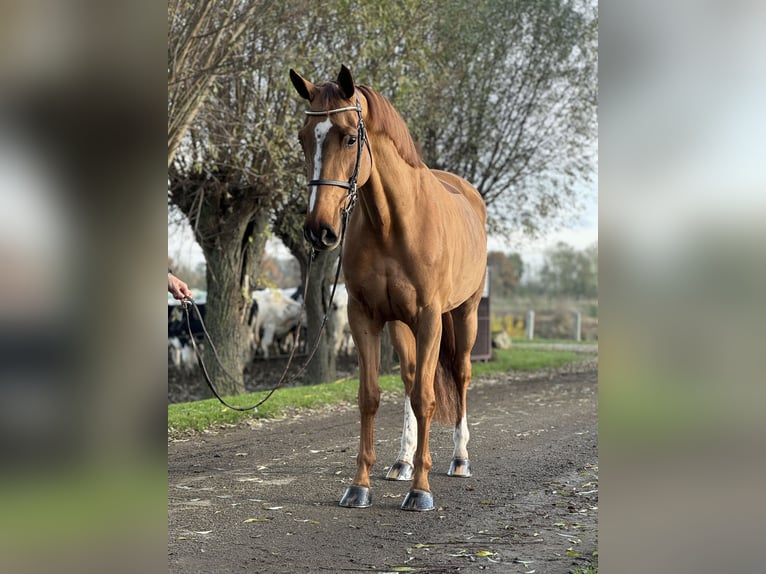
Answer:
[203,247,250,396]
[302,249,339,385]
[170,175,268,397]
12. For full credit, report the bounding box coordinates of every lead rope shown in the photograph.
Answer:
[180,91,365,411]
[180,211,352,412]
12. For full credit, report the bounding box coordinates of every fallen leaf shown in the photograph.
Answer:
[243,518,272,523]
[476,550,496,557]
[192,530,212,534]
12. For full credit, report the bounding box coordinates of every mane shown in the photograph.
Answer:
[316,82,425,169]
[357,85,425,168]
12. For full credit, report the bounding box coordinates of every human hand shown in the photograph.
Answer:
[168,272,193,301]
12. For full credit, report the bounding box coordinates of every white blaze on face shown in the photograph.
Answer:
[452,415,470,460]
[396,396,418,464]
[309,118,333,213]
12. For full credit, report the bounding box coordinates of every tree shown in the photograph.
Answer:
[403,0,598,238]
[539,241,598,298]
[487,251,524,298]
[167,0,270,167]
[168,0,297,394]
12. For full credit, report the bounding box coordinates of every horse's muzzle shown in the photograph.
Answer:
[304,223,339,250]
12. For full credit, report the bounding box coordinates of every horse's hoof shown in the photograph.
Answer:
[339,485,372,508]
[401,489,435,511]
[447,458,472,478]
[385,460,414,481]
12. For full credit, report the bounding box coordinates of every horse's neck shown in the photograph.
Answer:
[357,145,420,235]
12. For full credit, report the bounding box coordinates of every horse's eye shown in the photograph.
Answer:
[346,136,357,148]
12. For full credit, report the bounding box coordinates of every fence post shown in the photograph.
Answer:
[526,310,535,340]
[573,311,582,342]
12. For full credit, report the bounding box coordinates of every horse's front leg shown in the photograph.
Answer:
[339,302,382,508]
[402,306,442,511]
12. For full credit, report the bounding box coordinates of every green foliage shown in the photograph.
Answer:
[522,241,598,299]
[403,0,598,236]
[488,251,524,298]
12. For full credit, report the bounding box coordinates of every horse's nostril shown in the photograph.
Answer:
[320,226,338,245]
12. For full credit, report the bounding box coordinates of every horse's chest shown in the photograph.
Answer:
[344,255,420,322]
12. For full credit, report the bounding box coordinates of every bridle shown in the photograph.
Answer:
[304,92,372,219]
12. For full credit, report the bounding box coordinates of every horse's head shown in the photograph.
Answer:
[290,65,371,251]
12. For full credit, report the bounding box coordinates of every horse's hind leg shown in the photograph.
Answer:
[385,321,416,481]
[447,291,483,478]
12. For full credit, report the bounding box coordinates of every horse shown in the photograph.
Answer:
[290,65,487,511]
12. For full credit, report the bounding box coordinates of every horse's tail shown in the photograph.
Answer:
[433,312,462,424]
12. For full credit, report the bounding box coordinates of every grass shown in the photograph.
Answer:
[472,347,584,376]
[168,374,402,433]
[511,337,598,346]
[168,346,592,434]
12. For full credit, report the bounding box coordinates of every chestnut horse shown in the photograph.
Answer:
[290,65,487,511]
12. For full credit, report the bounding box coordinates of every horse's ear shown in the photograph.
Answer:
[290,68,316,101]
[337,65,355,99]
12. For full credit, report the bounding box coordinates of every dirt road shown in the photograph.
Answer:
[168,362,598,573]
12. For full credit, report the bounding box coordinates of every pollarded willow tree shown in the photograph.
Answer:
[168,0,270,168]
[402,0,598,238]
[168,0,310,394]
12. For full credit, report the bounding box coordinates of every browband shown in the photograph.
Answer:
[304,105,361,116]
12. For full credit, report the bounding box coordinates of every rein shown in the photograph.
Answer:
[180,220,351,412]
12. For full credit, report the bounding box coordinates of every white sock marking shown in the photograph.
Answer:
[452,415,470,460]
[397,396,418,463]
